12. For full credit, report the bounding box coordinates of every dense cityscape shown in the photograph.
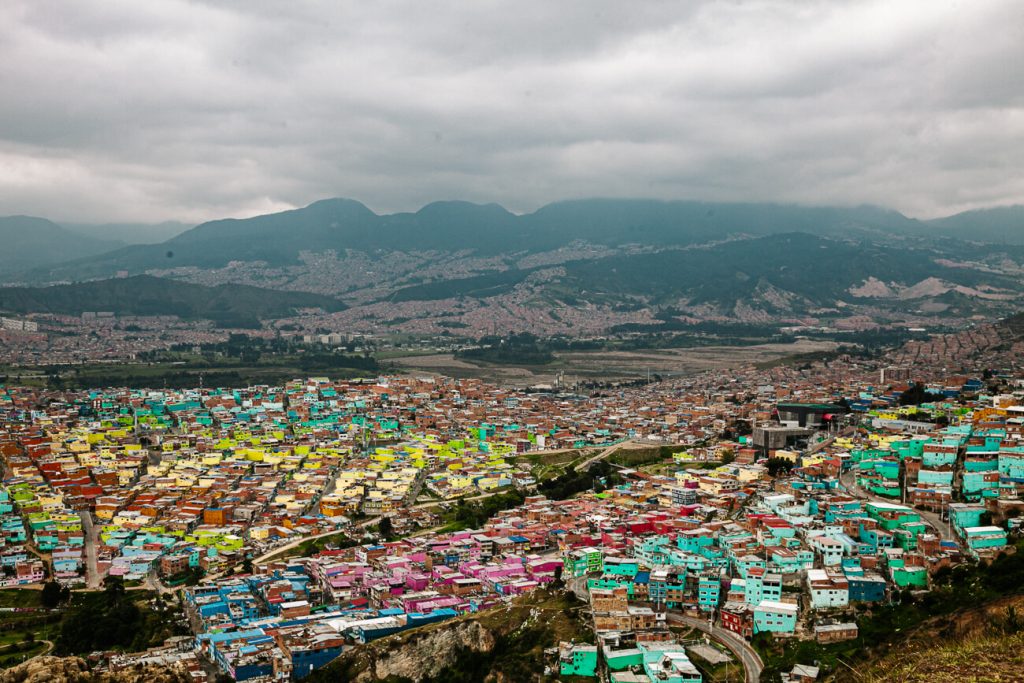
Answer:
[2,313,1023,682]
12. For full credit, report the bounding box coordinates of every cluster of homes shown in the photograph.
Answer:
[558,576,706,682]
[3,372,719,588]
[549,395,1024,680]
[850,401,1024,557]
[180,495,575,681]
[2,331,1024,681]
[176,400,1022,682]
[0,463,83,585]
[7,360,844,591]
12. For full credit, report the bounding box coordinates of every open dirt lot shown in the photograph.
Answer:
[387,339,838,386]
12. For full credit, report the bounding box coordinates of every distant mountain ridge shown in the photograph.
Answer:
[5,197,1024,331]
[10,198,1024,281]
[389,231,1018,313]
[19,198,930,281]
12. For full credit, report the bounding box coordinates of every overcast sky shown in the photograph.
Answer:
[1,0,1023,224]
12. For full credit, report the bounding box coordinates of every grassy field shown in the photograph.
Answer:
[858,629,1024,682]
[0,590,46,609]
[374,348,447,360]
[639,461,680,476]
[518,449,591,482]
[4,336,840,390]
[607,446,664,468]
[0,590,61,667]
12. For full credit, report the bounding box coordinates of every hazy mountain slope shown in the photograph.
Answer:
[0,216,121,274]
[62,220,192,245]
[924,205,1024,244]
[525,199,917,249]
[0,275,344,326]
[47,199,517,275]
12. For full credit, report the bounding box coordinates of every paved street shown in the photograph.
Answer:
[79,510,102,589]
[666,612,763,683]
[568,576,763,683]
[572,440,632,472]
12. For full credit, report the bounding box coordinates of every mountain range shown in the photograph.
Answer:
[2,198,1024,331]
[6,199,919,278]
[6,198,1021,280]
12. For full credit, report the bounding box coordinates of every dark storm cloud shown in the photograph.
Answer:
[1,0,1022,223]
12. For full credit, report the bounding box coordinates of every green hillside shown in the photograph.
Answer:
[0,275,344,327]
[390,232,1014,311]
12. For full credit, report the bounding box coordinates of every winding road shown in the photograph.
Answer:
[572,440,632,472]
[666,612,763,683]
[568,576,763,683]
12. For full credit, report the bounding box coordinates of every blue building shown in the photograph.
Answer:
[847,574,887,602]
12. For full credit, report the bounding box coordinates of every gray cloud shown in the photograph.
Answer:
[1,0,1022,224]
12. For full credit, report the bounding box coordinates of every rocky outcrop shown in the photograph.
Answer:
[306,587,592,683]
[0,657,193,683]
[334,619,497,682]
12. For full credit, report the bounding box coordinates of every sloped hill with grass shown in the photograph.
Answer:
[858,630,1024,682]
[850,597,1024,683]
[757,539,1024,682]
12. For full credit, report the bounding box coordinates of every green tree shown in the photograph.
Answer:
[103,576,126,604]
[766,457,795,477]
[898,382,945,406]
[40,580,63,609]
